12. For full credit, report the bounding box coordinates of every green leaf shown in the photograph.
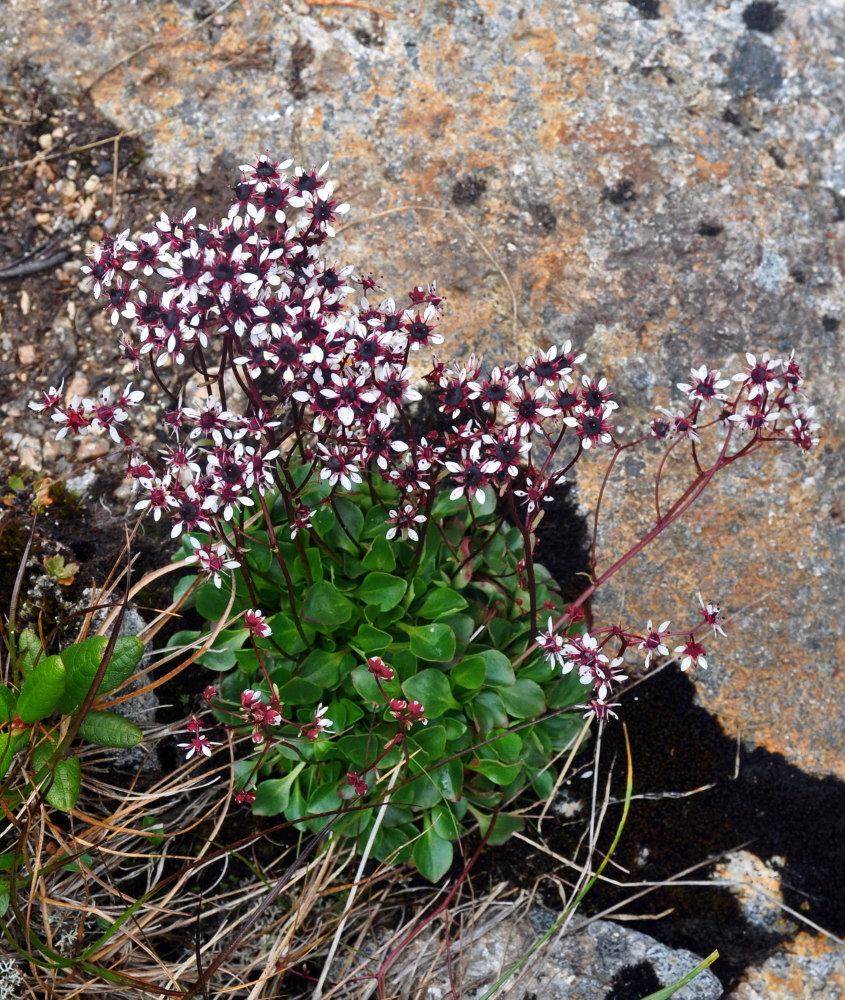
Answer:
[0,730,29,780]
[483,730,522,762]
[267,614,315,655]
[32,740,81,812]
[408,724,447,762]
[499,678,546,718]
[471,809,524,846]
[302,581,355,628]
[362,535,396,572]
[450,654,486,690]
[416,587,469,619]
[0,685,15,724]
[474,758,521,785]
[413,821,453,882]
[77,711,142,748]
[18,629,42,676]
[58,636,108,712]
[352,624,393,654]
[325,497,364,553]
[481,650,515,688]
[354,572,407,612]
[198,629,250,671]
[403,623,456,662]
[196,581,233,620]
[471,690,508,734]
[403,669,458,719]
[277,677,323,704]
[252,763,305,816]
[0,880,8,918]
[350,666,400,705]
[100,636,145,693]
[300,648,349,688]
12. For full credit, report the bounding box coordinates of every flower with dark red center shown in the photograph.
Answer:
[638,620,671,668]
[674,637,708,672]
[732,351,782,402]
[565,406,614,449]
[244,609,272,638]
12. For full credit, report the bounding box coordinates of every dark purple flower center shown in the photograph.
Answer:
[518,399,537,418]
[256,162,276,178]
[139,302,161,324]
[298,317,322,341]
[221,462,241,484]
[585,387,604,408]
[494,441,517,462]
[230,292,251,315]
[326,456,343,473]
[319,270,340,289]
[264,185,285,208]
[463,465,483,487]
[222,232,242,253]
[233,182,251,201]
[162,308,180,330]
[180,500,199,521]
[182,256,202,279]
[383,378,404,399]
[214,261,236,282]
[534,361,556,379]
[443,385,464,408]
[582,414,602,435]
[408,321,430,342]
[484,383,506,401]
[312,200,333,222]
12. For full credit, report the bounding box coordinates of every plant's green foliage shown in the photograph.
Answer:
[183,471,591,881]
[31,735,81,812]
[78,711,143,748]
[16,654,66,723]
[17,629,42,676]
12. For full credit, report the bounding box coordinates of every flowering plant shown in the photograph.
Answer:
[29,155,818,882]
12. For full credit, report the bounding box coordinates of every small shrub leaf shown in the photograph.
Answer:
[77,710,143,748]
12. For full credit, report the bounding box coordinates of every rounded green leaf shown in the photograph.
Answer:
[252,764,304,816]
[77,710,142,748]
[499,678,546,718]
[404,623,456,662]
[32,740,81,812]
[450,654,486,690]
[100,636,145,693]
[416,588,468,619]
[354,572,406,612]
[481,650,515,688]
[16,655,66,723]
[413,822,453,882]
[352,624,393,654]
[58,636,108,712]
[403,669,459,719]
[362,536,397,572]
[0,684,18,724]
[302,581,355,628]
[474,758,521,786]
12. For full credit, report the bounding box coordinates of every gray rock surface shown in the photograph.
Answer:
[415,913,722,1000]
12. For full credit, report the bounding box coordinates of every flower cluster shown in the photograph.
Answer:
[537,591,729,719]
[31,157,641,601]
